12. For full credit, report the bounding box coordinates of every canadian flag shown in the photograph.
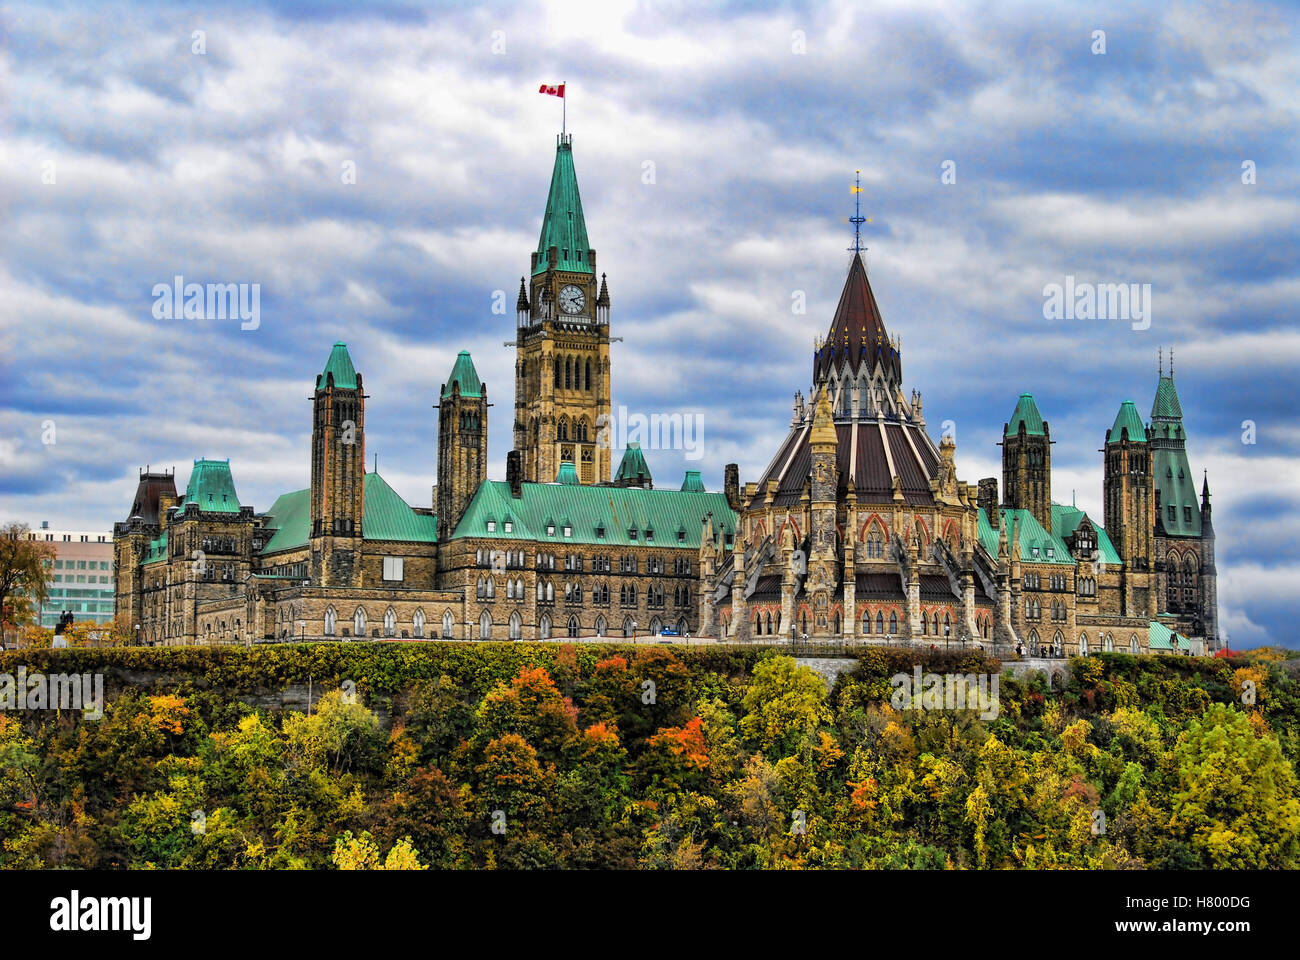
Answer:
[539,83,565,98]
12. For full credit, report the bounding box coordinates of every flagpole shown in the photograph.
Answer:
[563,80,567,137]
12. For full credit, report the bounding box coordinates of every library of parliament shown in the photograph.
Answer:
[113,134,1220,656]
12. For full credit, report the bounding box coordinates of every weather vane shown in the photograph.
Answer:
[848,170,871,254]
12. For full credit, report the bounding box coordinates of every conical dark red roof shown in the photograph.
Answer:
[812,253,896,383]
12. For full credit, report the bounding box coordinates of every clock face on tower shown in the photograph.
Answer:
[558,284,586,315]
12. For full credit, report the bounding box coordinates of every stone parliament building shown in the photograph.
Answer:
[114,135,1220,654]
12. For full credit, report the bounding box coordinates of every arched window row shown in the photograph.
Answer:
[322,605,433,639]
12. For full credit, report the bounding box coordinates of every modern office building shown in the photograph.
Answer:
[25,522,117,629]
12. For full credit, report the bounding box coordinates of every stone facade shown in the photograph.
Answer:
[709,250,1219,657]
[112,135,1220,655]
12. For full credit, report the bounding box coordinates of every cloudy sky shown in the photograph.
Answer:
[1,0,1296,647]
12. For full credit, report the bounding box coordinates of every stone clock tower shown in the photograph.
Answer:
[513,134,612,484]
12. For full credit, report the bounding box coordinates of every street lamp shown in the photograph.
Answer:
[297,619,306,644]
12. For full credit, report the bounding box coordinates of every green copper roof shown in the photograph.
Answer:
[556,460,580,484]
[1108,401,1147,443]
[1148,620,1189,651]
[1050,504,1123,566]
[180,459,242,513]
[977,504,1124,569]
[1151,376,1183,420]
[143,529,168,564]
[976,507,1076,565]
[1150,375,1199,536]
[615,443,652,485]
[261,488,312,554]
[1154,449,1201,536]
[318,342,358,390]
[1005,393,1046,437]
[361,473,438,542]
[441,350,482,399]
[260,473,436,555]
[534,137,593,276]
[977,506,999,556]
[680,470,705,493]
[450,480,735,548]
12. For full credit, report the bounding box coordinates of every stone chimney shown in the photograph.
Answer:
[724,463,740,511]
[507,450,523,499]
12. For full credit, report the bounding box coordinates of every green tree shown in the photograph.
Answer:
[1170,703,1300,868]
[740,656,830,757]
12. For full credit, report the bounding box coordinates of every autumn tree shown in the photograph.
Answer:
[0,523,56,646]
[740,656,830,757]
[1170,703,1300,868]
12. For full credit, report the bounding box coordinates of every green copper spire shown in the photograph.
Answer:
[614,443,652,486]
[534,135,593,276]
[1107,400,1147,443]
[318,341,358,390]
[1151,368,1200,536]
[1005,393,1045,437]
[441,350,482,399]
[1151,375,1184,420]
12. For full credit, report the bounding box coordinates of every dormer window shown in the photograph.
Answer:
[503,521,513,533]
[486,520,496,533]
[1046,546,1054,558]
[546,523,555,536]
[645,528,654,542]
[677,530,685,543]
[563,525,572,538]
[628,528,638,541]
[1032,546,1040,557]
